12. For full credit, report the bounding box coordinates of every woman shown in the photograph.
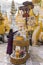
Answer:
[6,29,18,55]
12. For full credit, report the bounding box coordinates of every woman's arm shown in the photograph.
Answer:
[13,31,18,35]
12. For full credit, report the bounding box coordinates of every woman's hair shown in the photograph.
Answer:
[9,29,13,34]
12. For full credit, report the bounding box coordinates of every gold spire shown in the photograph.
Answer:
[0,6,4,21]
[32,0,41,4]
[11,0,16,15]
[41,0,43,7]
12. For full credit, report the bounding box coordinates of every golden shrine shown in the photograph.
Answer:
[0,6,10,42]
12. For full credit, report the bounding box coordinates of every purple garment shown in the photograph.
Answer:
[6,31,18,55]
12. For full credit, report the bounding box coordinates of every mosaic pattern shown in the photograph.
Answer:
[0,43,43,65]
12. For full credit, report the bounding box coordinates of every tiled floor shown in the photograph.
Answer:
[0,43,43,65]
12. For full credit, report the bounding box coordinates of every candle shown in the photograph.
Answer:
[15,51,20,58]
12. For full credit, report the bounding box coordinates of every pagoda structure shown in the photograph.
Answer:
[4,12,10,32]
[0,6,4,25]
[10,0,16,25]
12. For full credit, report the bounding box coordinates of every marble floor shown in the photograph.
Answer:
[0,43,43,65]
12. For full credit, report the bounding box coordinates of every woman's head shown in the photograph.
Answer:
[9,29,13,34]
